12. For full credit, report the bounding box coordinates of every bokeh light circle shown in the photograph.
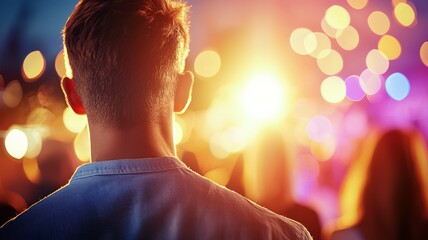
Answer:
[336,25,359,51]
[359,69,382,95]
[22,50,45,81]
[194,50,221,78]
[347,0,368,10]
[345,75,365,101]
[290,28,314,55]
[307,115,334,143]
[63,107,87,133]
[317,50,343,75]
[2,80,22,108]
[321,17,339,38]
[368,11,390,35]
[420,42,428,67]
[366,49,389,74]
[394,2,416,27]
[321,76,346,103]
[309,32,331,59]
[378,35,401,60]
[55,50,67,78]
[325,5,351,30]
[385,72,410,101]
[5,128,28,159]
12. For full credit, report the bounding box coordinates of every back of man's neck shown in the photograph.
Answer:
[88,120,176,162]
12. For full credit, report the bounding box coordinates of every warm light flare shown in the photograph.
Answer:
[5,127,28,159]
[22,50,45,81]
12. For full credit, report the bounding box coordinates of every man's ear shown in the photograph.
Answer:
[61,77,86,115]
[174,71,194,114]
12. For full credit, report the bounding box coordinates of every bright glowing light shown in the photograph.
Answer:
[366,49,389,74]
[336,25,359,51]
[309,32,331,59]
[241,74,285,122]
[74,128,90,162]
[359,69,382,95]
[317,50,343,75]
[321,76,346,103]
[420,42,428,67]
[290,28,314,55]
[194,50,221,78]
[394,2,416,27]
[378,35,401,60]
[347,0,368,9]
[22,50,45,81]
[55,50,67,78]
[5,128,28,159]
[209,133,229,159]
[173,119,183,145]
[303,32,318,55]
[325,5,351,30]
[23,158,41,184]
[204,168,230,186]
[24,129,43,159]
[385,72,410,101]
[2,80,22,108]
[321,17,339,38]
[63,107,87,133]
[310,138,336,161]
[368,11,390,35]
[345,75,365,101]
[307,115,333,143]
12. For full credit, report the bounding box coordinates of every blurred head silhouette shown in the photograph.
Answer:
[338,129,428,240]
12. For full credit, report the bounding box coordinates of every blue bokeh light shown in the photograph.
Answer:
[385,72,410,101]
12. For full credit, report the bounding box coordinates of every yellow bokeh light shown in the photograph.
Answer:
[325,5,351,30]
[241,74,285,122]
[394,2,416,27]
[24,129,43,159]
[317,50,343,75]
[73,128,90,162]
[310,138,336,161]
[420,42,428,67]
[63,106,87,133]
[22,50,45,81]
[336,25,359,51]
[22,158,41,184]
[378,35,401,60]
[368,11,390,35]
[321,17,339,38]
[55,50,67,78]
[5,128,28,159]
[309,32,332,59]
[204,168,230,186]
[347,0,368,9]
[2,80,22,108]
[366,49,389,74]
[321,76,346,103]
[290,28,315,55]
[194,50,221,78]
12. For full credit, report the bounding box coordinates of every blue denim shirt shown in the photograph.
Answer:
[0,157,311,240]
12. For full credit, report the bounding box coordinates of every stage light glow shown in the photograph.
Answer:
[420,42,428,67]
[378,35,401,60]
[55,50,67,78]
[321,76,346,103]
[325,5,351,30]
[385,72,410,101]
[194,50,221,78]
[309,32,331,59]
[321,17,339,38]
[345,75,365,101]
[359,69,382,95]
[368,11,390,35]
[290,28,314,55]
[241,74,285,122]
[336,25,359,51]
[347,0,368,9]
[366,49,389,74]
[307,115,333,143]
[22,50,45,81]
[2,80,22,108]
[5,128,28,159]
[63,107,87,133]
[317,50,343,75]
[74,128,90,162]
[394,2,416,27]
